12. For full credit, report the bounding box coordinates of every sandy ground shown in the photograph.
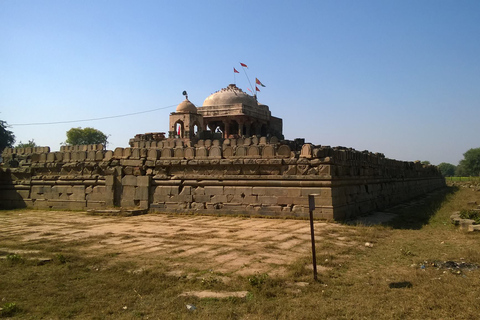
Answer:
[0,210,357,276]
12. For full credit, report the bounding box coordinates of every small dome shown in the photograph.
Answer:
[176,99,197,113]
[203,84,257,107]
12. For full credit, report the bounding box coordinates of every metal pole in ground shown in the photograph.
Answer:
[308,194,318,281]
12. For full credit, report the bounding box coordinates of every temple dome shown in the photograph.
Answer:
[203,84,258,107]
[176,99,197,113]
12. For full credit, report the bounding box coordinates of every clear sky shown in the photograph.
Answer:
[1,0,479,165]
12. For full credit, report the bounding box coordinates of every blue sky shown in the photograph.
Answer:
[1,0,479,165]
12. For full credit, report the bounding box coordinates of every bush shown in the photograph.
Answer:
[0,302,18,317]
[459,209,480,224]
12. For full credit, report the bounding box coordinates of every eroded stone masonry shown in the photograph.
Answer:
[0,84,445,220]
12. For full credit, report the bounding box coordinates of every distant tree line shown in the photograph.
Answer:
[437,148,480,177]
[0,121,108,155]
[64,127,109,146]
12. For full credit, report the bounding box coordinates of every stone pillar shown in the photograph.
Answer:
[223,120,230,139]
[105,176,116,207]
[256,123,263,136]
[245,121,251,137]
[237,119,244,136]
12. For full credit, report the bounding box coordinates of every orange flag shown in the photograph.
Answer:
[256,78,266,87]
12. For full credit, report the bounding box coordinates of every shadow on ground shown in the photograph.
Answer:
[346,186,457,230]
[384,186,457,230]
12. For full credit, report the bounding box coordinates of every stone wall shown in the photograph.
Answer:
[0,138,445,220]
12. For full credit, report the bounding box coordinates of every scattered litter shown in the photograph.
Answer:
[433,260,478,271]
[365,242,374,248]
[123,306,127,310]
[186,304,196,311]
[417,260,479,274]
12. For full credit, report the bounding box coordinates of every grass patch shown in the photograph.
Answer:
[0,302,19,317]
[1,187,480,319]
[459,209,480,224]
[446,176,480,182]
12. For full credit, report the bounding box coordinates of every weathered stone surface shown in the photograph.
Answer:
[147,149,160,161]
[300,144,312,158]
[223,146,234,158]
[130,148,141,159]
[122,175,137,186]
[247,146,260,157]
[161,148,173,158]
[277,145,291,158]
[114,147,124,159]
[1,137,445,220]
[262,145,275,158]
[174,148,185,159]
[209,146,222,159]
[175,140,184,148]
[121,159,144,167]
[184,147,195,159]
[196,147,208,158]
[204,186,224,196]
[235,146,247,157]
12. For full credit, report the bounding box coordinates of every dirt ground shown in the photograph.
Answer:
[1,210,357,277]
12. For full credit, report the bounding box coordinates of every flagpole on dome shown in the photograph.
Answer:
[240,62,254,96]
[255,78,266,100]
[233,67,240,85]
[254,78,265,101]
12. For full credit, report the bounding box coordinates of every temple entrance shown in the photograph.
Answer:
[175,121,184,138]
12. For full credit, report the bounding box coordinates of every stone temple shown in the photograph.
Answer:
[0,84,445,220]
[152,84,283,143]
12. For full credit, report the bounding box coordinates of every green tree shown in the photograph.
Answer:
[65,127,108,146]
[455,162,468,177]
[421,161,431,166]
[0,120,15,154]
[437,162,456,177]
[16,139,37,148]
[460,148,480,176]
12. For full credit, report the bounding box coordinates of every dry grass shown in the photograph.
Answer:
[1,186,480,319]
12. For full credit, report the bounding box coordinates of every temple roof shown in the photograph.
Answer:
[202,84,258,107]
[176,99,197,113]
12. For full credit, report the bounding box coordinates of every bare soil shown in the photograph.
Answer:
[1,210,353,277]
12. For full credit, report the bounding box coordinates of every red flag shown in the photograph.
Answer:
[255,78,266,87]
[240,62,248,68]
[234,68,239,73]
[255,86,260,92]
[177,125,181,136]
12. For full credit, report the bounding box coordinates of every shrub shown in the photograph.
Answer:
[0,302,18,317]
[459,209,480,224]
